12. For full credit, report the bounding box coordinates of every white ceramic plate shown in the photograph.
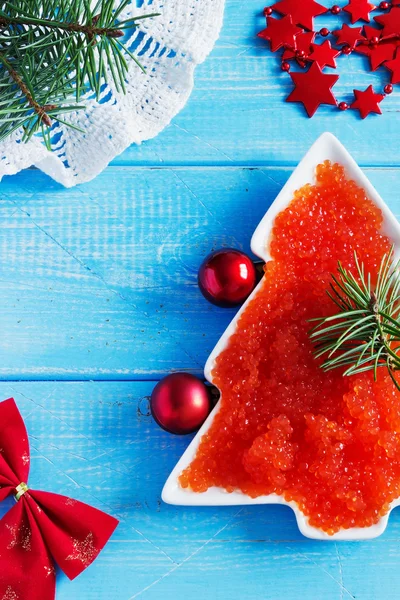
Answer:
[162,132,400,540]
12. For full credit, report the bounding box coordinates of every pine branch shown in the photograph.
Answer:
[309,247,400,391]
[0,0,159,144]
[0,54,53,126]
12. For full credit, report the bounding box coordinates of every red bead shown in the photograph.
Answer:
[339,101,349,110]
[281,61,291,71]
[331,5,341,14]
[151,373,213,435]
[384,83,394,94]
[380,1,390,8]
[263,6,273,15]
[370,36,380,45]
[198,249,257,307]
[342,45,352,55]
[296,49,306,59]
[320,28,330,37]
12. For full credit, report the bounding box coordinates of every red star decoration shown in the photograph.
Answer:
[343,0,376,23]
[286,62,339,117]
[271,0,327,30]
[333,24,364,49]
[356,40,397,70]
[363,25,382,41]
[308,40,340,69]
[374,7,400,37]
[384,48,400,83]
[351,85,385,118]
[258,15,302,52]
[283,31,315,61]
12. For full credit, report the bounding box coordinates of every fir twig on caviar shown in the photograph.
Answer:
[0,0,159,147]
[310,246,400,391]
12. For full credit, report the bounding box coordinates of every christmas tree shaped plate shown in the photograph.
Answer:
[162,132,400,540]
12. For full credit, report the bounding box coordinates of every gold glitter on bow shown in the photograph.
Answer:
[2,586,18,600]
[6,523,32,552]
[66,533,97,567]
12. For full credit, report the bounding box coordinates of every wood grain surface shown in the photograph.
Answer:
[2,0,400,598]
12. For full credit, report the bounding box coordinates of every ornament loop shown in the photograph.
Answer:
[14,482,29,501]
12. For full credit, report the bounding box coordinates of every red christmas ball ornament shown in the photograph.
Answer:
[151,373,213,435]
[198,248,257,307]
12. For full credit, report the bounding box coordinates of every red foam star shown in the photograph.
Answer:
[384,48,400,83]
[356,40,397,70]
[374,7,400,37]
[363,25,382,41]
[283,31,315,61]
[333,24,364,49]
[309,40,340,69]
[343,0,376,23]
[271,0,327,30]
[258,15,302,52]
[351,85,385,118]
[286,62,339,117]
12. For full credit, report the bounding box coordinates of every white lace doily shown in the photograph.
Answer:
[0,0,225,187]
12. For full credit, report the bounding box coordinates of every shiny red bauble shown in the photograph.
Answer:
[151,373,213,435]
[198,248,257,308]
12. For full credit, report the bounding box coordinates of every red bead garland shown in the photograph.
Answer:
[259,1,400,117]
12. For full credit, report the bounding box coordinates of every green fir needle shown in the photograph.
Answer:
[309,246,400,391]
[0,0,159,143]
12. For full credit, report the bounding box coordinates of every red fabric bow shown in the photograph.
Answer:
[0,398,119,600]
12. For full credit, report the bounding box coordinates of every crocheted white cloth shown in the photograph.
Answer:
[0,0,225,187]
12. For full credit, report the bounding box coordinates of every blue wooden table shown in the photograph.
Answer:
[2,1,400,598]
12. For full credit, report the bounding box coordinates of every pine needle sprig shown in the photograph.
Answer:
[0,0,159,146]
[309,246,400,391]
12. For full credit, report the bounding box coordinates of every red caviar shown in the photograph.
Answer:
[179,161,400,535]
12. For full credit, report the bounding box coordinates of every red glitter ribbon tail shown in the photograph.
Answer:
[0,501,56,600]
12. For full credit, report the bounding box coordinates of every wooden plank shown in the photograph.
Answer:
[0,381,399,600]
[2,165,400,379]
[111,0,400,168]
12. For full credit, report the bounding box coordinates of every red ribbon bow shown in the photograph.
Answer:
[0,398,119,600]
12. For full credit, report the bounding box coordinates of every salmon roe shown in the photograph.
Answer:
[179,161,400,535]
